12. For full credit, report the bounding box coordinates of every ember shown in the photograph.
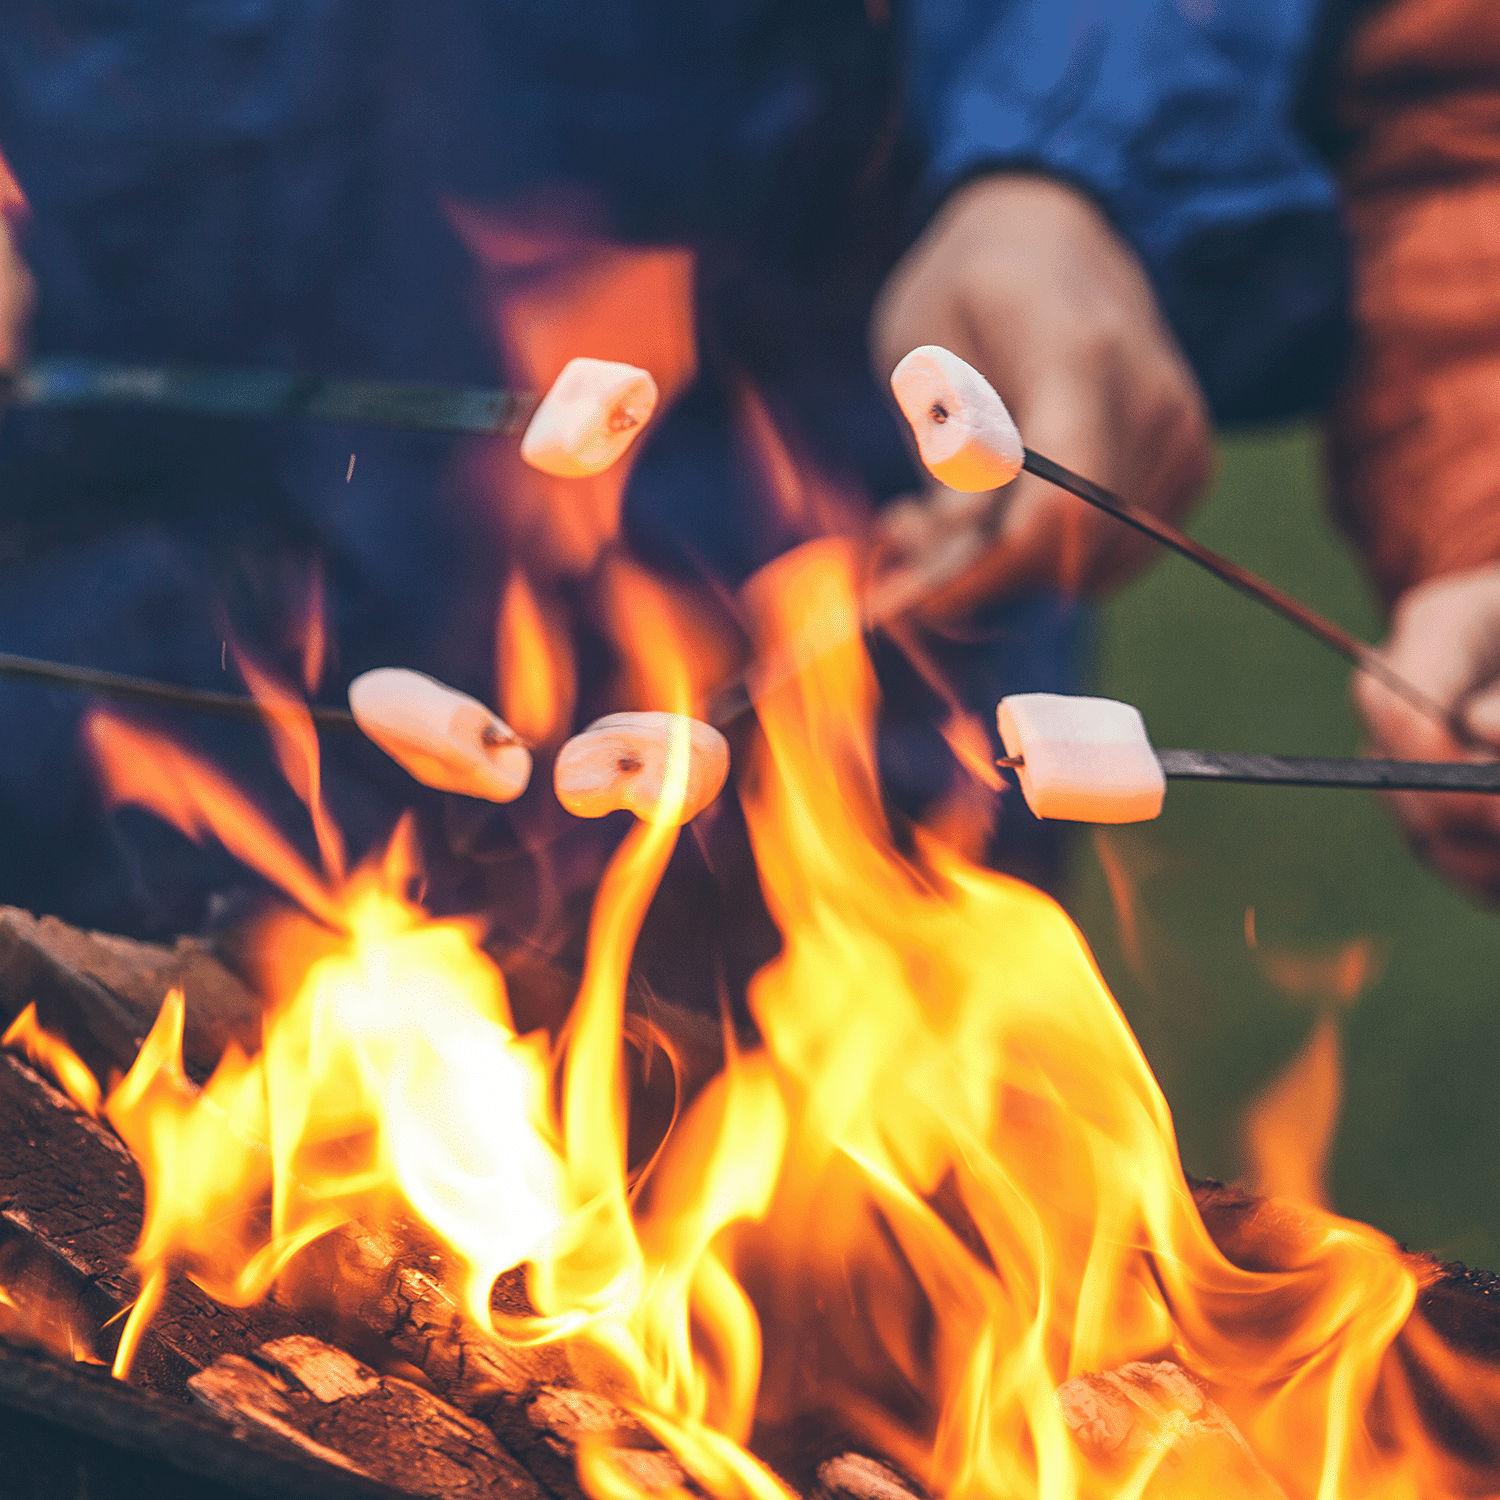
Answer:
[2,536,1499,1500]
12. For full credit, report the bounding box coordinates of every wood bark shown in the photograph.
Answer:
[2,906,1500,1499]
[0,1050,310,1392]
[189,1336,544,1499]
[0,905,261,1083]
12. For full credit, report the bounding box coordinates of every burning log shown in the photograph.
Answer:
[189,1335,543,1498]
[0,1338,408,1500]
[1056,1359,1286,1499]
[0,905,261,1082]
[292,1222,699,1500]
[0,1048,312,1390]
[0,907,723,1496]
[813,1454,925,1500]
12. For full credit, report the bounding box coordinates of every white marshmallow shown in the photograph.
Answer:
[519,358,659,479]
[997,694,1165,824]
[890,346,1024,493]
[554,711,729,825]
[349,669,532,802]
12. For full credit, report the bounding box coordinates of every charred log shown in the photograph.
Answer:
[813,1453,927,1500]
[0,906,262,1084]
[0,1339,405,1500]
[189,1336,544,1499]
[0,1050,311,1393]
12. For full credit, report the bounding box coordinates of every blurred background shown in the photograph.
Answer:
[1068,425,1500,1269]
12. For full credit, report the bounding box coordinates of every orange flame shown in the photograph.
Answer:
[1241,937,1385,1214]
[498,568,575,745]
[85,709,342,928]
[14,528,1496,1498]
[229,642,345,883]
[2,1003,101,1116]
[1242,1016,1343,1212]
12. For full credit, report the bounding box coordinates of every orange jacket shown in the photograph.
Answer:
[1328,0,1500,604]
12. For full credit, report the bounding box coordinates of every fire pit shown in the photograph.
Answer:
[0,540,1498,1500]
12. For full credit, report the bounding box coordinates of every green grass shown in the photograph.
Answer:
[1066,425,1500,1268]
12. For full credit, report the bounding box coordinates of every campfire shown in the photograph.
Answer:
[1,386,1499,1500]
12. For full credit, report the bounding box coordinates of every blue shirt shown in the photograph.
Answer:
[0,0,1341,941]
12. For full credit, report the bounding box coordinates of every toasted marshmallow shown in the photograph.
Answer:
[554,711,728,825]
[890,346,1024,493]
[520,358,659,479]
[349,669,531,802]
[997,694,1164,823]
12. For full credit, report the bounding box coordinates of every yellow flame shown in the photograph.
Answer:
[498,569,575,745]
[13,525,1495,1497]
[3,1003,102,1116]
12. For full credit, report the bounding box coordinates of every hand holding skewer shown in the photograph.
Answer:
[1352,565,1500,902]
[870,173,1213,615]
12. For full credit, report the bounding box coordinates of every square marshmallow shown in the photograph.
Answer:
[997,694,1165,824]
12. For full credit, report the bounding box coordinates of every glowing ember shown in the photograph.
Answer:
[7,539,1499,1500]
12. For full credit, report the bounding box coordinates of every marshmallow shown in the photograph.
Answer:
[554,711,729,825]
[349,669,532,802]
[890,346,1024,493]
[519,358,659,479]
[997,694,1165,823]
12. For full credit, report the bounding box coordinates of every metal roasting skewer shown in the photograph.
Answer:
[1,357,1453,723]
[1019,449,1455,731]
[0,652,359,731]
[7,356,536,435]
[1,357,1482,791]
[997,749,1500,794]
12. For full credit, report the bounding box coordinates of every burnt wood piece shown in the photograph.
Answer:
[1056,1360,1286,1499]
[0,1050,311,1396]
[311,1221,699,1500]
[485,1383,694,1500]
[813,1454,926,1500]
[0,1339,405,1500]
[190,1337,544,1499]
[0,906,262,1085]
[1191,1177,1500,1472]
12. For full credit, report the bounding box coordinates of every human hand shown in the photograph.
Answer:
[869,174,1213,618]
[0,155,31,380]
[1354,564,1500,902]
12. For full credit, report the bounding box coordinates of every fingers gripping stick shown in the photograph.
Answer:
[554,712,729,825]
[997,694,1166,824]
[349,669,532,802]
[520,357,659,478]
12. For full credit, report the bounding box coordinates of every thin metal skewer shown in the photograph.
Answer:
[0,652,359,731]
[8,357,1450,722]
[0,356,1462,751]
[998,749,1500,794]
[1155,749,1500,792]
[1020,448,1454,731]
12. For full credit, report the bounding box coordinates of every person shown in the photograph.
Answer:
[1311,0,1500,904]
[0,3,1341,961]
